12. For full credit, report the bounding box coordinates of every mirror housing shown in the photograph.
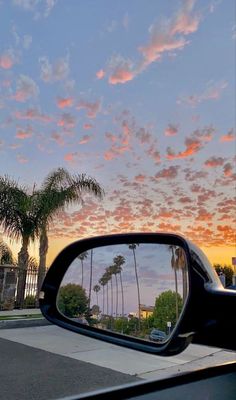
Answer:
[40,233,236,355]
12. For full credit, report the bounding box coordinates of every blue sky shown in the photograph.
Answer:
[0,0,235,265]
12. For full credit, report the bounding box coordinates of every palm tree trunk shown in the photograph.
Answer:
[88,250,93,310]
[110,277,113,317]
[106,284,109,315]
[120,272,124,318]
[171,247,179,321]
[132,248,141,329]
[115,274,118,319]
[16,235,29,308]
[182,268,188,302]
[81,260,84,288]
[102,285,105,315]
[37,226,48,303]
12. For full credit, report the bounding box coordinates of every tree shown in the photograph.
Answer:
[78,252,88,288]
[214,264,234,287]
[169,245,179,321]
[99,275,106,315]
[113,255,125,319]
[93,284,100,307]
[153,290,183,333]
[0,176,39,307]
[88,249,94,310]
[57,283,89,318]
[128,244,141,327]
[34,168,104,299]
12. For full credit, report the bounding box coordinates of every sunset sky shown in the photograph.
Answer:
[0,0,235,267]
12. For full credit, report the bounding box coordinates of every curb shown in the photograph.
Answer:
[0,318,51,329]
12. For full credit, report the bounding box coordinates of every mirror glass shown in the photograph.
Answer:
[57,243,188,343]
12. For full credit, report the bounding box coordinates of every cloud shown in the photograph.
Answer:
[0,51,16,69]
[16,154,28,163]
[104,0,200,84]
[165,123,179,136]
[204,156,225,168]
[79,135,91,144]
[155,166,179,179]
[195,208,213,221]
[134,174,146,183]
[15,108,52,123]
[13,0,58,18]
[220,129,235,142]
[51,131,65,146]
[166,136,202,160]
[57,97,73,108]
[77,99,101,118]
[136,128,152,144]
[178,80,228,106]
[16,126,33,139]
[83,123,93,130]
[96,69,105,79]
[39,56,69,82]
[223,163,233,177]
[12,75,39,102]
[57,113,76,129]
[147,147,160,164]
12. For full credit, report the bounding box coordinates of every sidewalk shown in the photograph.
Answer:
[0,308,50,329]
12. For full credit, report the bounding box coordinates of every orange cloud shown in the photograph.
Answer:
[15,109,52,123]
[57,113,76,128]
[167,137,202,160]
[0,53,14,69]
[134,174,146,183]
[51,132,65,146]
[57,97,73,108]
[16,127,33,139]
[204,157,225,168]
[195,208,213,221]
[165,123,179,136]
[223,163,233,177]
[109,68,135,85]
[64,152,76,163]
[96,69,105,79]
[220,129,235,142]
[77,99,101,118]
[155,166,179,179]
[83,123,93,130]
[79,135,91,144]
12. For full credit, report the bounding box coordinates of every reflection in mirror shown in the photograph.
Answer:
[57,243,188,342]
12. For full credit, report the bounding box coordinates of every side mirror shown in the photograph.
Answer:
[39,233,236,355]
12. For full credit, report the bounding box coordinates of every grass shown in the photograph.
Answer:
[0,314,43,320]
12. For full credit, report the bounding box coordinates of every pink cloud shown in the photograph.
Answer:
[109,68,135,85]
[79,135,91,144]
[204,156,225,168]
[57,113,76,129]
[165,123,179,136]
[15,109,52,123]
[220,129,235,142]
[17,154,28,163]
[155,166,179,179]
[134,174,146,183]
[96,69,105,79]
[51,132,65,146]
[166,136,202,160]
[12,75,39,102]
[64,152,76,163]
[178,80,228,106]
[57,97,73,108]
[223,163,233,177]
[77,99,101,118]
[0,53,15,69]
[39,56,70,82]
[83,123,93,130]
[16,126,33,139]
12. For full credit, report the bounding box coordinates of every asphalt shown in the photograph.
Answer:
[0,337,140,400]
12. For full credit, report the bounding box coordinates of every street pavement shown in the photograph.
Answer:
[0,325,235,380]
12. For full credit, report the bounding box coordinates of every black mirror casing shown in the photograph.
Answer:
[39,233,236,355]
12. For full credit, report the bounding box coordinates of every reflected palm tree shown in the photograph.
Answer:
[169,245,179,321]
[93,284,100,307]
[128,243,141,328]
[106,266,114,317]
[175,247,188,302]
[88,249,93,310]
[77,251,88,288]
[113,255,125,319]
[99,275,106,315]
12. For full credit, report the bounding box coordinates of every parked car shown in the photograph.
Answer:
[149,329,167,342]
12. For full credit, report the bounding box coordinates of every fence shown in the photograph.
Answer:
[0,264,43,310]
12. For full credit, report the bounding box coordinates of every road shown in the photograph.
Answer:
[0,325,235,399]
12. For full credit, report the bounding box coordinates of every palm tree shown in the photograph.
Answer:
[0,176,39,307]
[113,255,125,319]
[99,275,106,315]
[169,245,179,321]
[34,168,104,298]
[128,244,141,327]
[78,251,88,288]
[175,247,188,302]
[106,266,114,317]
[93,284,100,307]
